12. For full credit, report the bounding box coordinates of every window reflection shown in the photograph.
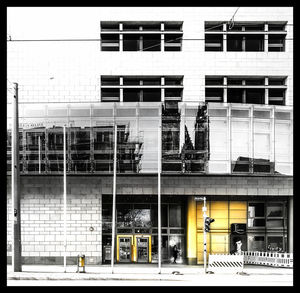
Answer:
[248,235,265,251]
[6,102,292,175]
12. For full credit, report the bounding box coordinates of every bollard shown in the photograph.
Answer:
[76,254,86,273]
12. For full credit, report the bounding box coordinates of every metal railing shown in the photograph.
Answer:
[242,251,293,268]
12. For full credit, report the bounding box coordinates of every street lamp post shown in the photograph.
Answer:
[111,123,117,273]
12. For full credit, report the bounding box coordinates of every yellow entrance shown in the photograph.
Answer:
[116,234,152,263]
[193,200,247,264]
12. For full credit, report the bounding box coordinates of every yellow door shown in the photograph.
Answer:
[117,235,134,263]
[134,235,152,263]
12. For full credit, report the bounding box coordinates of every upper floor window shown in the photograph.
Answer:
[205,75,287,105]
[101,75,183,102]
[100,21,183,52]
[205,21,287,52]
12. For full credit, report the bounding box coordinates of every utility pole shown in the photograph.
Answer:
[63,125,67,272]
[157,119,162,274]
[12,82,22,272]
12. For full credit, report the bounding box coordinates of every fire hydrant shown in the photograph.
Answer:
[76,254,86,273]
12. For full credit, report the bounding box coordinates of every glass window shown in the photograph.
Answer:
[205,34,223,51]
[169,204,183,227]
[142,34,161,51]
[123,34,140,51]
[227,35,243,51]
[117,204,134,227]
[245,35,264,51]
[267,203,283,217]
[133,204,151,227]
[248,203,265,227]
[249,203,264,217]
[267,236,284,252]
[101,34,119,51]
[248,235,265,251]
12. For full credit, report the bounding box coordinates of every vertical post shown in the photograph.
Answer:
[12,82,22,272]
[202,197,207,273]
[38,136,41,174]
[63,125,67,272]
[158,117,162,274]
[111,123,117,273]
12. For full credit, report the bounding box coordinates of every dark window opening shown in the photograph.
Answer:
[164,23,183,31]
[245,78,265,85]
[165,88,182,98]
[101,76,120,86]
[268,89,285,105]
[123,89,140,102]
[227,88,243,103]
[205,88,223,102]
[101,22,119,31]
[142,23,161,31]
[244,24,265,31]
[245,35,264,51]
[227,24,243,31]
[268,23,286,31]
[205,22,223,31]
[142,89,161,102]
[123,77,140,85]
[205,34,223,51]
[165,77,183,85]
[268,35,285,52]
[123,24,140,31]
[227,78,243,85]
[205,77,223,86]
[143,34,161,51]
[101,34,119,51]
[268,77,286,85]
[142,77,161,85]
[123,34,140,51]
[164,34,182,51]
[227,35,243,51]
[101,88,120,102]
[246,89,265,104]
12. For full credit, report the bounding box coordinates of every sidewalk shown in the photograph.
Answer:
[7,264,293,281]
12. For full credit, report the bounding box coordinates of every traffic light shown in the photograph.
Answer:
[204,217,215,232]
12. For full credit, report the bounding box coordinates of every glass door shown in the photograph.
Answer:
[118,237,132,262]
[137,237,149,263]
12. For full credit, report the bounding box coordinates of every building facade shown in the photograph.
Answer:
[7,7,293,265]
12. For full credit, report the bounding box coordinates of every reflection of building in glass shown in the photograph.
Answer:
[162,102,209,173]
[7,123,143,174]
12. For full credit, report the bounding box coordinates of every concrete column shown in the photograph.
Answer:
[119,23,123,52]
[223,23,227,52]
[223,77,227,103]
[264,77,269,105]
[120,77,123,103]
[161,77,165,102]
[186,196,197,265]
[161,23,165,52]
[288,197,293,253]
[264,23,268,52]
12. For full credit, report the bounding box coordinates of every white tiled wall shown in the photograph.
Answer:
[7,7,293,105]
